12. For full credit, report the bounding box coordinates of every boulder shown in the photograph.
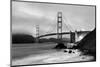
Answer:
[54,43,67,49]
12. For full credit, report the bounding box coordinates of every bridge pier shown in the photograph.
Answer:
[75,30,78,42]
[70,30,79,43]
[70,31,75,43]
[71,30,88,43]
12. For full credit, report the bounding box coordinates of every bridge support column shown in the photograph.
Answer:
[75,30,78,42]
[70,31,75,43]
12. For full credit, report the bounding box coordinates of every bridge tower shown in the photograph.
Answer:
[36,25,39,43]
[57,12,62,40]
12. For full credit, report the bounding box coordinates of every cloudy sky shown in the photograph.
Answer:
[12,0,95,37]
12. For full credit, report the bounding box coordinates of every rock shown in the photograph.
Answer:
[64,50,68,52]
[77,28,96,59]
[54,43,67,49]
[68,50,72,53]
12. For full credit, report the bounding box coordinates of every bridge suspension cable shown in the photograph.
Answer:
[44,14,57,34]
[45,23,57,34]
[62,14,74,32]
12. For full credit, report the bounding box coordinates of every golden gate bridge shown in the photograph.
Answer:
[35,12,90,43]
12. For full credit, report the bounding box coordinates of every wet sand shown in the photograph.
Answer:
[12,49,94,66]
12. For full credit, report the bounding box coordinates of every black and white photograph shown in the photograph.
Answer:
[11,0,96,66]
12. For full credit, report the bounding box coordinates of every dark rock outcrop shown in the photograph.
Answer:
[77,28,96,59]
[54,43,67,49]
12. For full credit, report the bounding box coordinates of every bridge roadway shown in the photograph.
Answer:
[38,31,90,38]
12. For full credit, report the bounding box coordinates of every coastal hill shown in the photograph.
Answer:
[12,34,35,43]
